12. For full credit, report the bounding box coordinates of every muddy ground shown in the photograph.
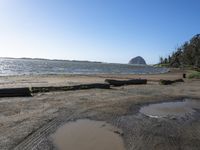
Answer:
[0,69,200,150]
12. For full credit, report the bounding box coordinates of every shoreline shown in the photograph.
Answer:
[0,68,170,78]
[0,68,181,89]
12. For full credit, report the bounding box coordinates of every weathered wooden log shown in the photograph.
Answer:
[183,73,186,78]
[105,79,147,86]
[159,79,184,85]
[31,83,110,93]
[159,80,174,85]
[0,88,32,97]
[174,79,184,82]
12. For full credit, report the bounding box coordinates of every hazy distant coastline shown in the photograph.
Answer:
[0,57,103,64]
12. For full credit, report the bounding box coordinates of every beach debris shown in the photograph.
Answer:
[105,79,147,86]
[0,87,32,97]
[0,83,110,96]
[183,73,186,78]
[159,79,184,85]
[31,83,110,93]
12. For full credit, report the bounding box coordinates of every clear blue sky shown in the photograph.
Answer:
[0,0,199,64]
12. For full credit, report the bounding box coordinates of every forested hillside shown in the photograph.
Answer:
[159,34,200,69]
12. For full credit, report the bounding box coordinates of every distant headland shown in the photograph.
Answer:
[128,56,146,65]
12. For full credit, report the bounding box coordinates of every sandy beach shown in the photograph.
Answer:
[0,69,200,150]
[2,0,200,149]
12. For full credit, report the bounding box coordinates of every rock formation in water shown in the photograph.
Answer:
[129,56,146,65]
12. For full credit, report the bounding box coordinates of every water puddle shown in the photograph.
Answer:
[140,99,200,118]
[51,119,125,150]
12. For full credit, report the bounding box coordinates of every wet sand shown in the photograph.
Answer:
[140,99,200,118]
[51,119,125,150]
[0,68,186,88]
[0,69,200,150]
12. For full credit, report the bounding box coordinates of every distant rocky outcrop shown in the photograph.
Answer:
[129,56,146,65]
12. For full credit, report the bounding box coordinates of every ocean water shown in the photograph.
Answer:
[0,58,168,76]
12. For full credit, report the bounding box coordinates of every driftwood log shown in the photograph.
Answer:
[31,83,110,93]
[159,79,184,85]
[105,79,147,86]
[0,88,32,97]
[183,73,186,78]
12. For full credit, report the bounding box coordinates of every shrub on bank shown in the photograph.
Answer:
[188,71,200,79]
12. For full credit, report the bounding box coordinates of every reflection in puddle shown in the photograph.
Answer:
[51,119,125,150]
[140,99,200,118]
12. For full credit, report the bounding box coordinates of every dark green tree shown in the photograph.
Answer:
[160,34,200,68]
